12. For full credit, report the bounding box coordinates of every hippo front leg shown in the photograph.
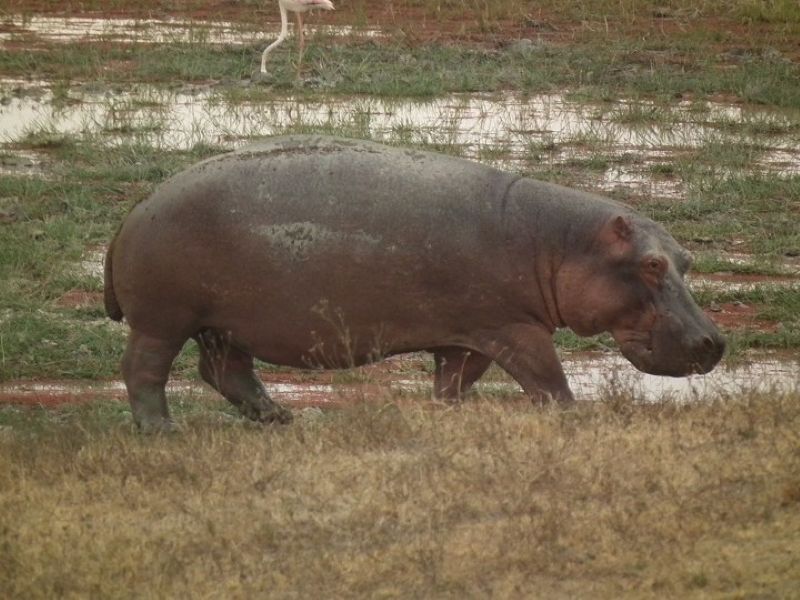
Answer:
[121,329,185,433]
[473,323,575,404]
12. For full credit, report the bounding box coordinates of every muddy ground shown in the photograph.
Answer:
[7,0,800,59]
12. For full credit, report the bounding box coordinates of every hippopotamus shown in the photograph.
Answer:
[104,135,724,431]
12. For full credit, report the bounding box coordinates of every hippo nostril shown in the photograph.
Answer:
[693,333,725,373]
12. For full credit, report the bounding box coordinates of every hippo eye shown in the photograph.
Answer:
[642,256,667,280]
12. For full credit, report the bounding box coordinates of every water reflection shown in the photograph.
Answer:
[1,353,796,406]
[2,80,799,195]
[562,353,799,402]
[395,352,800,402]
[0,15,380,45]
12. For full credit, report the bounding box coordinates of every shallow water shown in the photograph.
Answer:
[0,379,339,405]
[394,355,800,402]
[562,353,798,401]
[0,148,43,175]
[688,276,800,293]
[1,353,796,407]
[2,80,799,195]
[395,353,800,402]
[0,15,380,45]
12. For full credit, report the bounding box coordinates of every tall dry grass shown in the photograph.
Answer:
[1,390,799,598]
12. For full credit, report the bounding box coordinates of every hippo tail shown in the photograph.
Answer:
[104,236,124,322]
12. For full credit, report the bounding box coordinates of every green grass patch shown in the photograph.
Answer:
[0,141,226,381]
[0,312,124,379]
[643,172,800,256]
[695,285,800,324]
[2,35,800,105]
[693,284,800,354]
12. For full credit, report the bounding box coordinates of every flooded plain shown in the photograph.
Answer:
[1,14,798,409]
[2,78,800,196]
[1,352,797,408]
[0,15,380,45]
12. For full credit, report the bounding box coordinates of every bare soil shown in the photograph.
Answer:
[54,290,104,309]
[7,0,800,60]
[706,302,780,333]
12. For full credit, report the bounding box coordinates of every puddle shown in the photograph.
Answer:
[0,354,796,408]
[0,379,339,406]
[396,353,800,402]
[713,252,800,275]
[689,276,800,293]
[564,353,799,401]
[79,248,105,280]
[0,149,45,175]
[2,81,799,196]
[0,15,381,45]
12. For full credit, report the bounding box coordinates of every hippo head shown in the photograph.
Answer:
[556,213,725,376]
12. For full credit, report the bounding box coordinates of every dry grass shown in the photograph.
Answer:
[1,390,799,598]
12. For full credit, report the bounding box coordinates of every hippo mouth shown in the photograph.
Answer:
[615,335,656,373]
[615,330,722,377]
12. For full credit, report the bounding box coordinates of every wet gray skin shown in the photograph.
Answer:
[105,135,725,432]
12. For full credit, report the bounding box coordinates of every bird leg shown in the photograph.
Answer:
[261,2,289,74]
[295,12,305,76]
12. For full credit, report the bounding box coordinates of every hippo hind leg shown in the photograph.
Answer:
[196,329,292,424]
[122,329,185,433]
[433,347,493,401]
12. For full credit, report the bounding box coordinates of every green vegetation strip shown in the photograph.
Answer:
[1,35,799,105]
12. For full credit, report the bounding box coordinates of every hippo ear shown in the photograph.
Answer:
[612,215,633,241]
[596,215,634,256]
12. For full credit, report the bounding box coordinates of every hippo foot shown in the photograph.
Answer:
[239,401,293,425]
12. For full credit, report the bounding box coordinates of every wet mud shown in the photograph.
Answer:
[1,352,796,409]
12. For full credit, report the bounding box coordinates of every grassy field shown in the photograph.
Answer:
[1,390,799,597]
[1,195,795,589]
[2,19,800,105]
[8,0,800,24]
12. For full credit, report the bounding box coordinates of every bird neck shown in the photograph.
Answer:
[278,3,289,37]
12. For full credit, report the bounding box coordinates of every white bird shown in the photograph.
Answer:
[260,0,335,75]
